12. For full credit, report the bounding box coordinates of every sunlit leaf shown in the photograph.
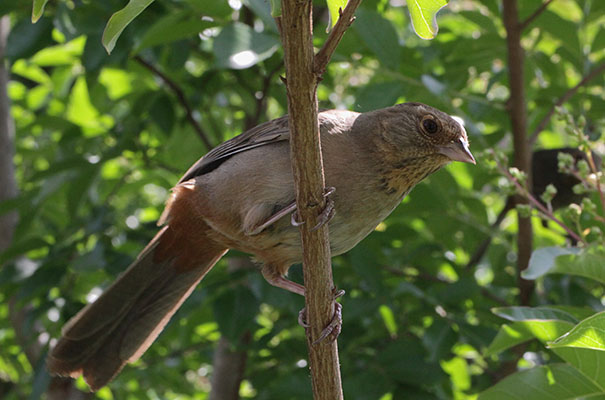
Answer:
[327,0,347,29]
[102,0,155,54]
[31,0,49,23]
[492,306,579,324]
[407,0,448,40]
[551,312,605,351]
[485,323,533,356]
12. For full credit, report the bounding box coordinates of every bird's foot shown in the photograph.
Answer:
[290,186,336,230]
[298,288,345,344]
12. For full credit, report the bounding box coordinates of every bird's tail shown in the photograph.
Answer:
[47,186,228,390]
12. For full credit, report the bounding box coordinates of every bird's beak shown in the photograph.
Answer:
[437,138,476,164]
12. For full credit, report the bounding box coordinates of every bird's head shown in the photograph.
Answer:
[375,102,475,167]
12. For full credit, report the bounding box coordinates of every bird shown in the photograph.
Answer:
[47,102,475,390]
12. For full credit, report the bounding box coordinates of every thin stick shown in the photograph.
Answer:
[314,0,362,76]
[134,55,214,150]
[519,0,555,31]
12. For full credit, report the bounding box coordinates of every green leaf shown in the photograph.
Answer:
[269,0,281,17]
[553,347,605,389]
[212,285,259,342]
[492,306,579,324]
[407,0,448,40]
[485,323,534,356]
[486,320,574,356]
[213,22,279,69]
[551,311,605,352]
[523,246,605,284]
[478,364,603,400]
[31,0,49,23]
[523,246,581,280]
[327,0,347,29]
[353,8,401,70]
[134,11,217,53]
[102,0,155,54]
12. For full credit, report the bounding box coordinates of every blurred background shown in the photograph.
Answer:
[0,0,604,398]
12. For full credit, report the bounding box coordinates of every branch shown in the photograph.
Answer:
[519,0,555,31]
[279,0,345,397]
[133,55,214,150]
[502,0,534,306]
[529,62,605,146]
[494,158,587,245]
[314,0,362,76]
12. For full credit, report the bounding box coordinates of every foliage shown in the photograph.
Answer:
[0,0,604,399]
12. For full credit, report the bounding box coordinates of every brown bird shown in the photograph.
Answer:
[47,102,475,390]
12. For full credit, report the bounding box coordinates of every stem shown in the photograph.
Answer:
[134,55,214,150]
[314,0,362,76]
[502,0,533,306]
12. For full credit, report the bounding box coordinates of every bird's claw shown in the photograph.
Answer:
[298,288,345,344]
[290,187,336,230]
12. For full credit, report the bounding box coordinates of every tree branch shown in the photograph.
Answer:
[278,0,352,397]
[133,55,214,150]
[519,0,555,31]
[314,0,362,76]
[529,62,605,146]
[502,0,534,306]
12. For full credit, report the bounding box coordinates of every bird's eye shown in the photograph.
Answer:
[422,117,439,134]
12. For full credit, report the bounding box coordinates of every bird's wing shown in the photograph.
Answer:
[178,116,290,183]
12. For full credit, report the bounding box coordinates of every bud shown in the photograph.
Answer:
[577,159,590,175]
[557,152,574,173]
[572,183,587,195]
[509,167,527,186]
[566,203,582,220]
[540,184,557,205]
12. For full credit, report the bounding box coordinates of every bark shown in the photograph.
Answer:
[278,0,343,398]
[502,0,534,305]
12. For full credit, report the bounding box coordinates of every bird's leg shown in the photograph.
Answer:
[262,266,345,343]
[248,202,298,235]
[262,266,305,296]
[299,288,346,344]
[291,186,336,231]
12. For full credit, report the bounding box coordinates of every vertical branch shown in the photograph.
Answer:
[502,0,534,306]
[278,0,343,398]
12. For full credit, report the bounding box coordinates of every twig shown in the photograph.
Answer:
[568,168,605,222]
[519,0,555,31]
[529,62,605,146]
[134,55,214,150]
[249,62,283,129]
[495,158,587,245]
[314,0,363,76]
